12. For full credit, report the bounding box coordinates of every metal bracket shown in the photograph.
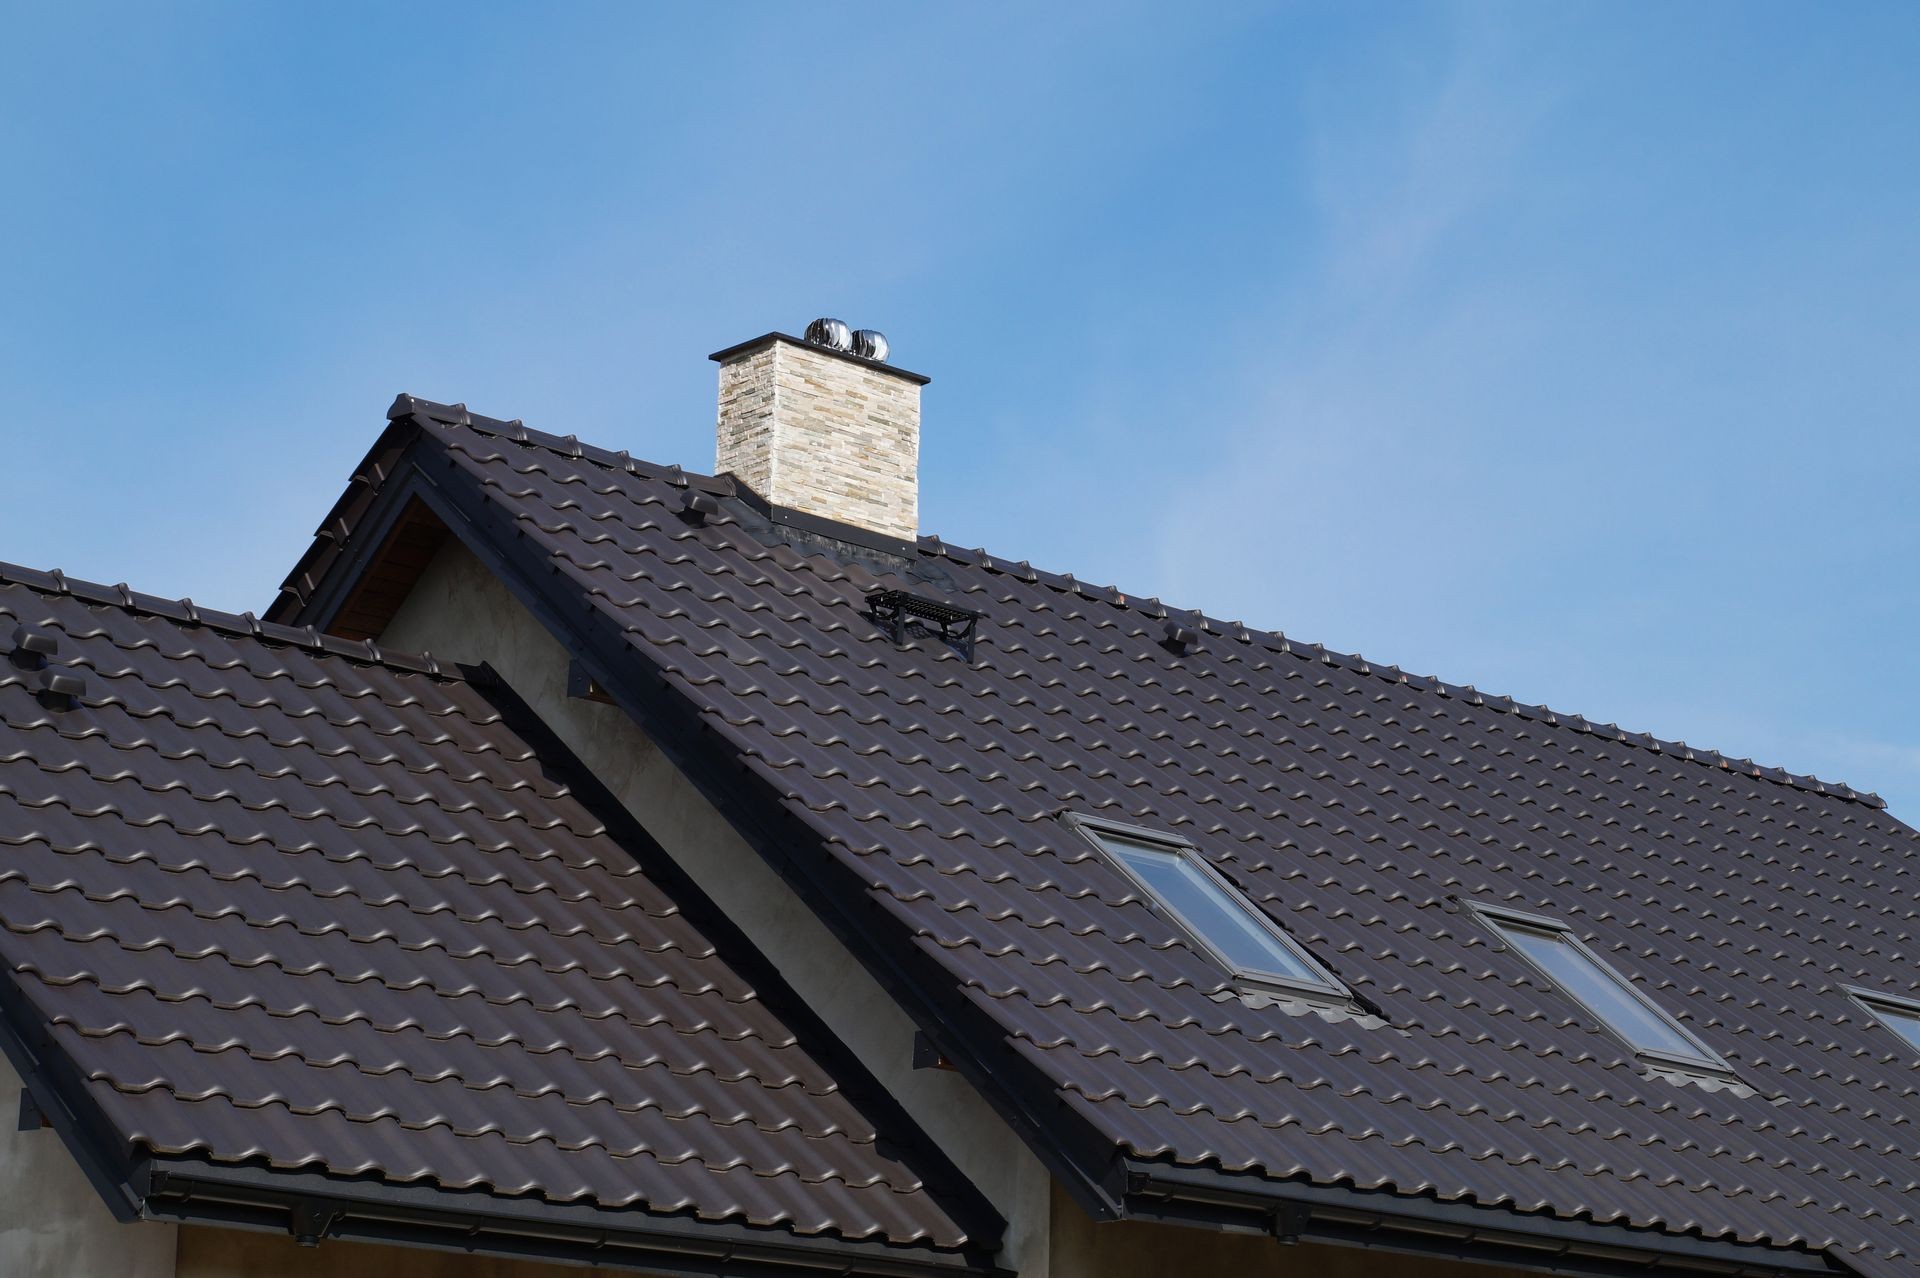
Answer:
[1270,1201,1312,1245]
[16,1089,46,1132]
[911,1030,956,1071]
[289,1198,343,1247]
[865,589,983,660]
[565,658,615,705]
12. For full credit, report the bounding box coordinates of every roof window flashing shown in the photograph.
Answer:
[1470,902,1737,1080]
[1845,986,1920,1055]
[1067,814,1351,1003]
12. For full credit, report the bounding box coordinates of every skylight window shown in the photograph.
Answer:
[1473,903,1732,1075]
[1069,815,1348,998]
[1846,987,1920,1054]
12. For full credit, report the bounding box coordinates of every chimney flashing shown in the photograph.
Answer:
[708,332,932,386]
[724,483,922,559]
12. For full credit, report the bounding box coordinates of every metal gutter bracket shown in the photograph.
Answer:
[290,1199,343,1247]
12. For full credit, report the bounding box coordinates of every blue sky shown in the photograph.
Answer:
[5,4,1919,812]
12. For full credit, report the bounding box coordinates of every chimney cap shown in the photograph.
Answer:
[708,332,931,386]
[804,317,853,351]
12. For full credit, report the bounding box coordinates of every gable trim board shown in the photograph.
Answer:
[263,399,1868,1278]
[299,422,1128,1229]
[0,563,1003,1278]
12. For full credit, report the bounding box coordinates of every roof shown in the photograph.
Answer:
[0,561,999,1273]
[272,396,1920,1278]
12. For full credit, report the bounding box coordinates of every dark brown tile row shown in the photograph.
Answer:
[0,573,983,1254]
[400,412,1920,1276]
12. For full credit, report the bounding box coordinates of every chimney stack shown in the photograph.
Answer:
[710,321,928,543]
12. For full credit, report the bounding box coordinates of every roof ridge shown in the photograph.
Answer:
[388,393,730,494]
[0,559,459,680]
[390,397,1885,812]
[918,530,1886,812]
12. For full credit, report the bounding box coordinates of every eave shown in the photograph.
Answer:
[267,404,1862,1278]
[1112,1160,1846,1278]
[138,1160,999,1278]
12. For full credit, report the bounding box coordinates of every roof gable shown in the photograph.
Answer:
[0,561,998,1271]
[273,399,1920,1277]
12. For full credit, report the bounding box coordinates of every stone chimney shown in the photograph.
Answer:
[710,322,928,543]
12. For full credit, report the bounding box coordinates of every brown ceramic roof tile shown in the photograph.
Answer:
[0,562,993,1262]
[267,401,1920,1276]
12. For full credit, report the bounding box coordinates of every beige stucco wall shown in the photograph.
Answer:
[377,540,1053,1275]
[0,1056,176,1278]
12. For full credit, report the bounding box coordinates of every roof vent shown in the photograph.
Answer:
[804,318,853,352]
[8,625,57,668]
[36,668,85,710]
[1161,620,1199,654]
[851,329,889,363]
[678,489,721,524]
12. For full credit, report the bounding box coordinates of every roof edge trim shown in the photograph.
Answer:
[140,1159,1004,1278]
[0,559,456,679]
[368,448,1133,1228]
[1118,1160,1849,1278]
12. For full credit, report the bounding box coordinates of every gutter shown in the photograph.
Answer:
[140,1159,1001,1278]
[0,752,1000,1278]
[1115,1160,1849,1278]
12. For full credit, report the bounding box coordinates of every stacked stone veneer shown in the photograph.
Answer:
[715,337,920,541]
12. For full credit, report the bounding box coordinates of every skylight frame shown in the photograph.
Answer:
[1469,901,1737,1079]
[1844,985,1920,1055]
[1066,813,1351,1002]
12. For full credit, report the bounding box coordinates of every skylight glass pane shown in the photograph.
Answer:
[1498,923,1707,1061]
[1102,835,1324,985]
[1867,1003,1920,1053]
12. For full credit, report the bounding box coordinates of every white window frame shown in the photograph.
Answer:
[1845,985,1920,1055]
[1066,813,1350,1002]
[1468,901,1736,1078]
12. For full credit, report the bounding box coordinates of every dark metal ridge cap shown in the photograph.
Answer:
[271,418,417,621]
[708,332,932,386]
[1116,1160,1851,1278]
[917,530,1887,812]
[0,558,456,679]
[309,398,1884,810]
[139,1159,1005,1278]
[384,394,727,493]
